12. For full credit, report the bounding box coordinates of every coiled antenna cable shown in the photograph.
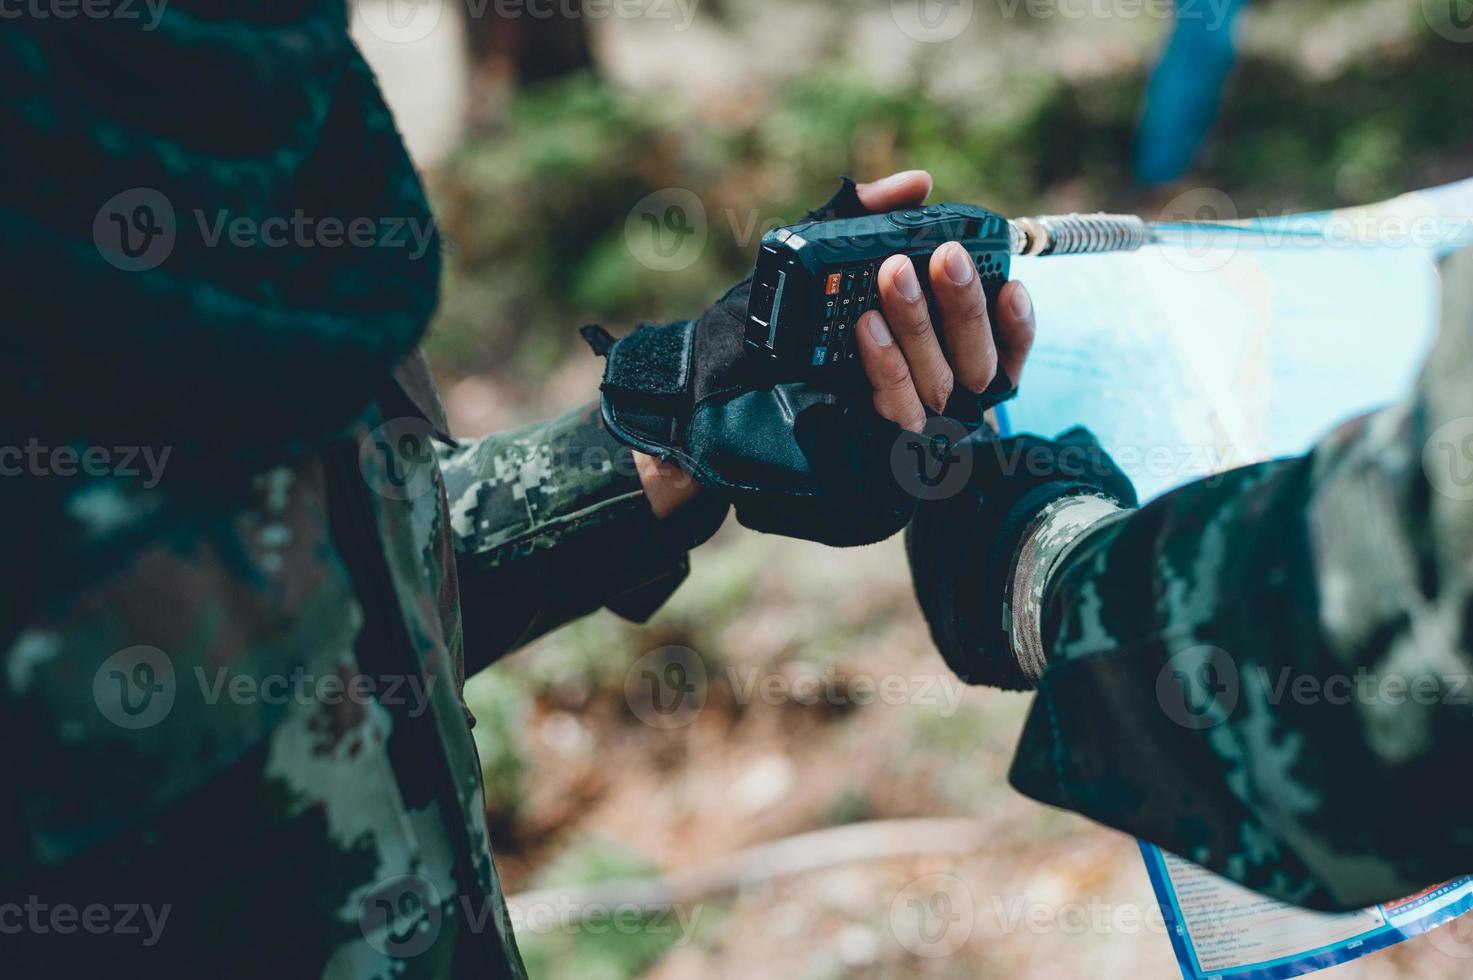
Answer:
[1009,213,1151,256]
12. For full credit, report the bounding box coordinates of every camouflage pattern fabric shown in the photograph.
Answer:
[0,6,703,977]
[1009,246,1473,912]
[0,399,694,977]
[441,402,725,668]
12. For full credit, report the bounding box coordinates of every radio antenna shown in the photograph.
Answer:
[1008,212,1329,256]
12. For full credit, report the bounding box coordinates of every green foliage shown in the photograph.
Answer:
[1209,36,1473,207]
[426,66,1073,378]
[428,23,1473,381]
[463,668,533,819]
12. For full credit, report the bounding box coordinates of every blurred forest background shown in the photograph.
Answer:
[353,2,1473,977]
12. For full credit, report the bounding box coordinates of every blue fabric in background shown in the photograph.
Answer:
[1135,0,1250,185]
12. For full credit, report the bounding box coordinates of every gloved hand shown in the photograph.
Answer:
[906,427,1137,689]
[584,172,1032,547]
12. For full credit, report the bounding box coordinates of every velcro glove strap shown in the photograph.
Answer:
[584,318,701,459]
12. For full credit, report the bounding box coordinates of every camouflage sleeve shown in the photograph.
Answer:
[438,404,727,673]
[1008,246,1473,912]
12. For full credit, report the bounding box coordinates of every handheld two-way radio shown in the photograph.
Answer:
[743,204,1150,384]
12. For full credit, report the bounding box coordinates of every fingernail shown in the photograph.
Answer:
[943,244,974,286]
[876,169,926,190]
[1010,282,1033,319]
[864,312,894,348]
[895,261,922,302]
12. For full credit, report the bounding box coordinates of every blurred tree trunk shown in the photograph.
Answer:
[463,1,593,85]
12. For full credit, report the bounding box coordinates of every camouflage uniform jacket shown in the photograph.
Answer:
[1008,246,1473,911]
[0,9,715,977]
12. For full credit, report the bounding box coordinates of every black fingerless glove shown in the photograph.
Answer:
[582,179,1013,548]
[906,427,1137,689]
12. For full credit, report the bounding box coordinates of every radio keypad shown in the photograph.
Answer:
[813,263,880,366]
